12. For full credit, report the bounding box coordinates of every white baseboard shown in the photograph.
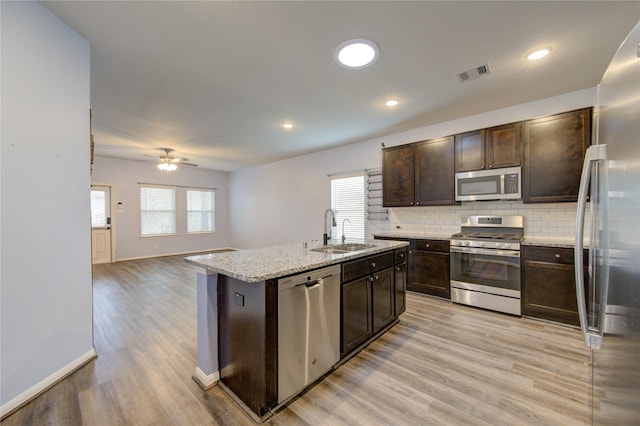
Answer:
[0,348,97,420]
[192,367,219,391]
[117,247,238,262]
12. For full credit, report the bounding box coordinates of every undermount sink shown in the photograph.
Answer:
[310,243,376,254]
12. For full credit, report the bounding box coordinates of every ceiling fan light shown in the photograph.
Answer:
[157,162,177,171]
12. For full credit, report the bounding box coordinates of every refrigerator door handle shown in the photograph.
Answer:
[575,144,606,350]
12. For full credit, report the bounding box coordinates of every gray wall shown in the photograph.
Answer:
[1,1,93,409]
[91,156,231,260]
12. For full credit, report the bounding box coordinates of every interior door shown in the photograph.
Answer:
[91,185,112,264]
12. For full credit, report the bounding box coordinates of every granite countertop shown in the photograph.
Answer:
[374,230,587,248]
[522,236,588,248]
[185,240,409,283]
[373,231,452,241]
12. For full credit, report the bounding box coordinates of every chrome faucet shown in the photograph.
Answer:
[341,218,351,243]
[323,209,336,245]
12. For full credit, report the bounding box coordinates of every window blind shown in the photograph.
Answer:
[187,189,215,233]
[140,186,176,236]
[331,173,365,243]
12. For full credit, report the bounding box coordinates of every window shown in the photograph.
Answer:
[187,189,215,233]
[140,186,176,236]
[331,172,365,243]
[90,190,107,228]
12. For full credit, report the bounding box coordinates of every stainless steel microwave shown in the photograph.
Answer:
[455,166,522,201]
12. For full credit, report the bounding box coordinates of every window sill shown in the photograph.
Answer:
[139,234,177,239]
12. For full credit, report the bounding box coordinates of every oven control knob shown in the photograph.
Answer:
[480,242,486,247]
[496,242,502,248]
[504,243,511,249]
[464,241,471,246]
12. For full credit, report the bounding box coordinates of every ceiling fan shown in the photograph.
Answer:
[152,148,198,171]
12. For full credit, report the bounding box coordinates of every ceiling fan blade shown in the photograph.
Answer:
[180,162,198,167]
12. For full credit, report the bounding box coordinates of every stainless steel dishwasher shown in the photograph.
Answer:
[277,264,341,403]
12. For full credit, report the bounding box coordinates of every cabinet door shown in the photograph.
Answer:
[522,246,587,326]
[382,144,415,207]
[408,250,450,298]
[415,136,455,206]
[455,129,485,172]
[342,277,373,355]
[394,263,406,316]
[523,108,591,203]
[486,122,522,169]
[372,268,395,333]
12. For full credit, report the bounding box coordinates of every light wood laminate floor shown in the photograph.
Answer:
[2,255,592,425]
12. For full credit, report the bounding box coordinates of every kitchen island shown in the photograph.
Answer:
[185,239,409,422]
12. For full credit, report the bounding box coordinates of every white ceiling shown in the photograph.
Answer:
[43,1,640,172]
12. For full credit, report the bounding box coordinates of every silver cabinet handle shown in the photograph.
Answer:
[371,262,376,268]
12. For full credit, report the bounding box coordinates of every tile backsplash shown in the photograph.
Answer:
[387,201,589,241]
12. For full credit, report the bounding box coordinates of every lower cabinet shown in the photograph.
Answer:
[407,239,450,298]
[341,251,397,356]
[394,248,407,316]
[522,245,588,326]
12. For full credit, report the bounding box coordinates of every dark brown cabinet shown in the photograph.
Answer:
[455,123,522,172]
[382,136,455,207]
[407,239,450,298]
[382,144,414,207]
[486,122,522,169]
[455,129,485,172]
[341,276,372,355]
[522,245,588,326]
[341,251,396,355]
[523,108,592,203]
[394,248,407,316]
[415,136,456,206]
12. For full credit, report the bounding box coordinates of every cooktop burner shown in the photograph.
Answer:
[450,215,525,249]
[450,232,523,241]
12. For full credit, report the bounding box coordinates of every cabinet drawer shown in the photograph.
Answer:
[394,248,407,264]
[342,252,394,283]
[522,246,586,266]
[410,239,449,253]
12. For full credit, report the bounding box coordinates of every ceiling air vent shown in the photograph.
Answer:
[456,63,491,83]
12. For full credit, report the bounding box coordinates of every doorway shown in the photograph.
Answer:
[90,185,112,264]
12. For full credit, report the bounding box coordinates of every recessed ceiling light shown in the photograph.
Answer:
[282,122,294,129]
[527,46,552,61]
[385,99,399,107]
[335,39,379,69]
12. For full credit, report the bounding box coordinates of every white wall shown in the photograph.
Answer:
[229,88,596,249]
[1,1,93,411]
[91,155,231,260]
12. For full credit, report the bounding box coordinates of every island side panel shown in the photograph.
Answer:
[195,271,219,388]
[218,275,277,417]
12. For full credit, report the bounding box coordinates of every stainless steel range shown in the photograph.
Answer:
[450,215,523,316]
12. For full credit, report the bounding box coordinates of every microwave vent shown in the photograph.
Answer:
[456,63,491,83]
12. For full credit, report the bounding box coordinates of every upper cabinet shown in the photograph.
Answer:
[455,123,522,172]
[382,108,591,207]
[454,129,485,172]
[486,122,522,169]
[523,108,592,203]
[382,136,455,207]
[415,136,455,206]
[382,144,415,207]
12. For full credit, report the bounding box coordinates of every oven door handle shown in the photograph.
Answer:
[450,246,520,257]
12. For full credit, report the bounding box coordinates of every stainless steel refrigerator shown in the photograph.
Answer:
[575,20,640,425]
